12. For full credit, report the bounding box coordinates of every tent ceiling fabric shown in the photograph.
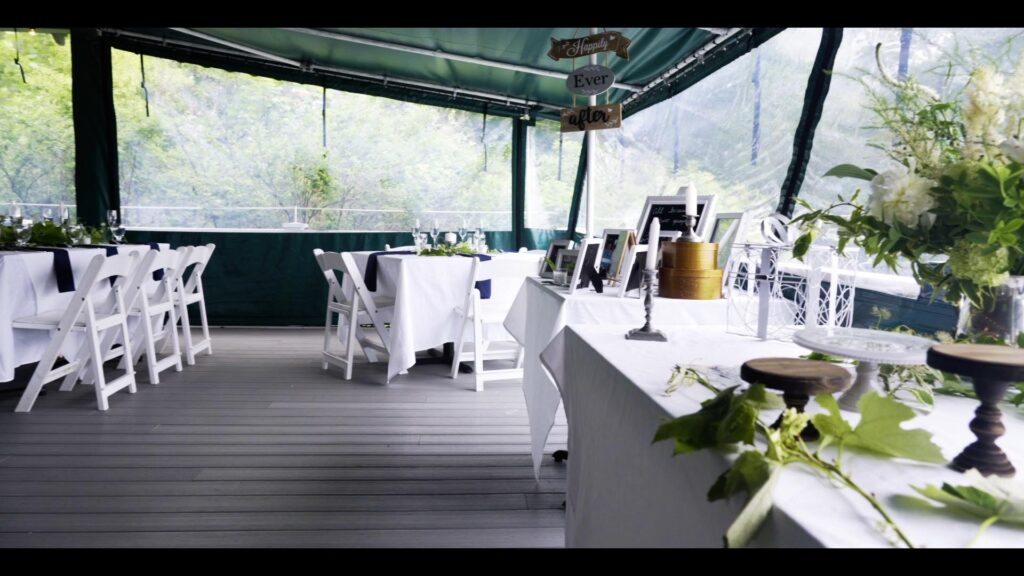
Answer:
[106,27,779,119]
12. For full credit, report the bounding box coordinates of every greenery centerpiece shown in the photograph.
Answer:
[418,242,476,257]
[792,47,1024,342]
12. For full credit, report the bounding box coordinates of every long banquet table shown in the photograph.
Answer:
[503,276,730,478]
[541,324,1024,547]
[344,251,542,382]
[0,244,171,382]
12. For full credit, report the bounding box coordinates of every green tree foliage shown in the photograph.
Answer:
[0,32,74,212]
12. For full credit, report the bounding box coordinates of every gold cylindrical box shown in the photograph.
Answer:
[658,269,723,299]
[658,241,721,299]
[661,241,718,270]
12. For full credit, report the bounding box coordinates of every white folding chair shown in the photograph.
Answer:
[122,247,187,384]
[176,243,215,366]
[13,252,140,412]
[450,256,524,391]
[322,251,394,383]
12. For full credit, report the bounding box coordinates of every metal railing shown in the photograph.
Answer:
[4,202,566,232]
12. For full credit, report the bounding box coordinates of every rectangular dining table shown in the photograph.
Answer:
[0,244,171,382]
[343,251,543,382]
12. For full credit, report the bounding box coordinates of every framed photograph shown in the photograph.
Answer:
[635,194,717,244]
[617,244,649,298]
[568,237,603,295]
[540,239,575,278]
[598,229,634,282]
[709,211,751,269]
[554,249,579,287]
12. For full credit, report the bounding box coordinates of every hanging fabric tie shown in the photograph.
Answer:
[13,29,26,83]
[557,132,564,181]
[139,54,150,117]
[322,86,327,149]
[750,48,762,166]
[481,104,489,172]
[898,28,913,82]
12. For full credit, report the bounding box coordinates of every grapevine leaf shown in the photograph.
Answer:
[708,450,771,502]
[912,469,1024,524]
[724,464,784,548]
[814,392,945,463]
[824,164,879,180]
[652,386,738,454]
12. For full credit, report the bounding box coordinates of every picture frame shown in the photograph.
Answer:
[554,249,579,287]
[617,244,649,298]
[568,237,603,295]
[635,194,717,244]
[540,239,575,279]
[598,229,634,283]
[709,211,751,269]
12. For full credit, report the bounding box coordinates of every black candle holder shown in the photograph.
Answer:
[626,269,667,341]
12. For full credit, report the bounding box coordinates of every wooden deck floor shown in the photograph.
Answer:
[0,328,567,547]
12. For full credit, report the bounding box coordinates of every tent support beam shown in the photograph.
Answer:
[288,28,642,93]
[100,28,564,114]
[566,133,588,240]
[511,119,528,249]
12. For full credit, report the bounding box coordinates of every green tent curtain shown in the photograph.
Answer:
[71,28,120,226]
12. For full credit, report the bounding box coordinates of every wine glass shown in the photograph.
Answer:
[107,210,119,229]
[16,218,32,247]
[430,222,440,249]
[457,222,467,244]
[112,223,126,244]
[69,223,85,245]
[42,207,54,223]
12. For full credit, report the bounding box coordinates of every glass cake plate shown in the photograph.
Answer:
[793,326,937,411]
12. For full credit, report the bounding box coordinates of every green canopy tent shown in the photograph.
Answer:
[59,26,854,326]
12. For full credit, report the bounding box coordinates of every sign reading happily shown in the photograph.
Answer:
[566,64,616,96]
[548,32,631,61]
[560,103,622,133]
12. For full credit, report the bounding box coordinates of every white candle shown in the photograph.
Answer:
[444,231,457,244]
[415,218,420,229]
[434,219,439,230]
[647,217,660,271]
[685,183,697,219]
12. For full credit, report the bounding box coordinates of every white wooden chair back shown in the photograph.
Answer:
[13,252,140,412]
[176,243,215,365]
[337,251,391,350]
[450,255,523,391]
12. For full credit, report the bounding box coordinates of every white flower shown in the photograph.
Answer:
[867,169,937,228]
[964,66,1008,159]
[998,137,1024,164]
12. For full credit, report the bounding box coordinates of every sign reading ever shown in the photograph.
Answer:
[560,103,622,133]
[566,64,616,96]
[548,31,632,61]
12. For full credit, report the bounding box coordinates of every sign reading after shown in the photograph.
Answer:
[566,64,615,96]
[560,103,622,133]
[548,31,631,61]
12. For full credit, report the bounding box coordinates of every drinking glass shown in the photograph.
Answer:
[112,224,127,244]
[430,223,440,248]
[69,224,85,245]
[16,218,32,247]
[107,210,119,229]
[42,207,53,223]
[457,224,467,244]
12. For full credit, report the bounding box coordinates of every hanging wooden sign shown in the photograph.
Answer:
[548,31,631,61]
[566,64,616,96]
[560,103,622,133]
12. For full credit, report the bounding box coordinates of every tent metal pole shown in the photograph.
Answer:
[288,27,642,93]
[170,28,305,68]
[583,27,598,239]
[101,28,564,113]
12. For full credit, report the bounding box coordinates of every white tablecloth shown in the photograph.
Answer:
[542,324,1024,548]
[0,244,170,382]
[503,276,730,478]
[345,251,542,381]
